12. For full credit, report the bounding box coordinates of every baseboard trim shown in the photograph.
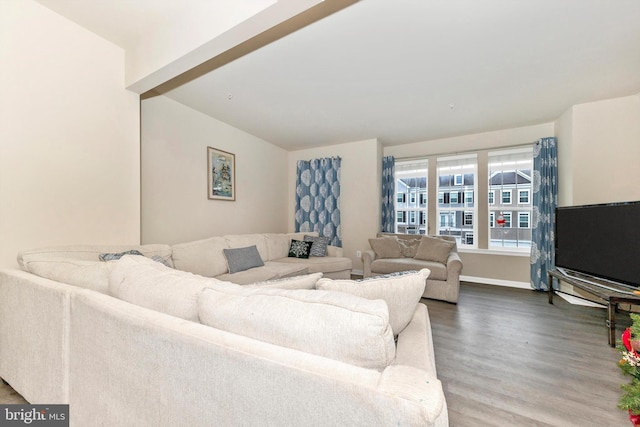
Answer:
[461,275,530,289]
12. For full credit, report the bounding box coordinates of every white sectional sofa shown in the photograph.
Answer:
[0,232,449,427]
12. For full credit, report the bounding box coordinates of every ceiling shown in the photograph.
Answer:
[36,0,640,150]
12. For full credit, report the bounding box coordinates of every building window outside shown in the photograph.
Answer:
[488,147,533,250]
[488,190,495,205]
[397,211,406,224]
[394,159,428,235]
[502,190,512,204]
[437,154,477,248]
[464,211,473,226]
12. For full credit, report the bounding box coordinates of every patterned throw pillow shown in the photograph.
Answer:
[99,250,144,261]
[303,235,331,257]
[288,240,313,259]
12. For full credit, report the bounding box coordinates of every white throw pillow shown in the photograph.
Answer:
[316,269,430,336]
[109,255,219,322]
[198,284,396,370]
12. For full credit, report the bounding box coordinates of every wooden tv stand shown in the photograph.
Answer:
[548,269,640,347]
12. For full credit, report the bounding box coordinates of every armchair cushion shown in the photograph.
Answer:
[414,236,455,264]
[368,237,402,259]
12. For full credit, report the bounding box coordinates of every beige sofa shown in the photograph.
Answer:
[0,235,449,427]
[17,232,352,289]
[363,233,463,303]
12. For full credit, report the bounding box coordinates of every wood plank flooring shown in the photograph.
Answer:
[424,282,631,427]
[0,282,632,426]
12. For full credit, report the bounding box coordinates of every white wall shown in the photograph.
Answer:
[0,0,140,268]
[384,123,555,285]
[288,139,382,273]
[570,95,640,205]
[141,96,289,244]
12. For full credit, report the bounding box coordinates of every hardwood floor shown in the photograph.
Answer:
[0,282,632,426]
[424,282,631,427]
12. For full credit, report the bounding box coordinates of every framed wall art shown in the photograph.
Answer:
[207,146,235,201]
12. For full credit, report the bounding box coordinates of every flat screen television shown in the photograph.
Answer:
[555,201,640,289]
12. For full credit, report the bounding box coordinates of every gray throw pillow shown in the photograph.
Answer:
[303,235,331,257]
[223,245,265,274]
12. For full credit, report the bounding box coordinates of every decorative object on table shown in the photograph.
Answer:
[207,146,235,201]
[616,313,640,425]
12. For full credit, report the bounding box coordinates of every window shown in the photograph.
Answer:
[465,191,474,205]
[488,147,533,249]
[465,233,474,245]
[464,211,473,226]
[502,190,512,204]
[502,212,512,228]
[397,211,406,223]
[437,154,477,248]
[394,160,428,235]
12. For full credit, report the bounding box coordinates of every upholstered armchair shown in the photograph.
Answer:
[362,233,463,303]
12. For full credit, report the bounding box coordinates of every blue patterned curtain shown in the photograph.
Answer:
[530,137,558,291]
[295,157,342,246]
[381,156,395,232]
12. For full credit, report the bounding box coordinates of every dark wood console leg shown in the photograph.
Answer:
[607,302,616,347]
[548,274,554,304]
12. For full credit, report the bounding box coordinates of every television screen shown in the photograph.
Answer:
[555,201,640,288]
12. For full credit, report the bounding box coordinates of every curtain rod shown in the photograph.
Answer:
[392,140,539,162]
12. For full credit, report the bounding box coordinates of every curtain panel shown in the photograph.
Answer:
[381,156,395,232]
[295,157,342,247]
[530,137,558,291]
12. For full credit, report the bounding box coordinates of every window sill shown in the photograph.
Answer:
[458,247,531,257]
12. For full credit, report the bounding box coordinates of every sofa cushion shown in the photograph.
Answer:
[224,234,269,260]
[397,238,421,258]
[19,258,114,294]
[244,272,323,290]
[222,246,264,274]
[371,258,448,281]
[288,240,312,259]
[109,255,217,322]
[369,237,402,259]
[303,235,331,257]
[171,237,229,277]
[18,244,174,268]
[272,256,352,274]
[198,283,395,370]
[316,269,429,335]
[414,236,455,264]
[215,262,308,285]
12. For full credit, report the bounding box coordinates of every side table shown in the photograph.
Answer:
[548,269,640,347]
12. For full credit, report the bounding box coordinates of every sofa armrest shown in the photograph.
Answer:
[326,245,343,257]
[446,251,463,276]
[362,250,376,278]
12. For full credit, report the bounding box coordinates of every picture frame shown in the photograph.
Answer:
[207,146,235,201]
